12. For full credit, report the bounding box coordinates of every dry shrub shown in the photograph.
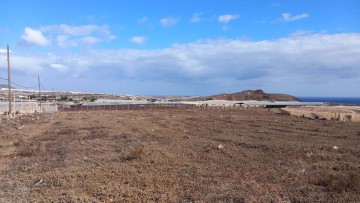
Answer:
[83,129,108,140]
[16,141,42,157]
[117,142,144,161]
[316,172,360,193]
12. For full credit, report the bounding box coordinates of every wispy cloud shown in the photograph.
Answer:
[137,17,154,29]
[20,27,50,46]
[19,24,116,48]
[137,17,149,25]
[218,14,239,24]
[281,12,310,22]
[40,24,112,37]
[8,33,360,96]
[190,13,204,23]
[217,14,240,30]
[160,17,180,27]
[50,63,69,72]
[130,36,147,44]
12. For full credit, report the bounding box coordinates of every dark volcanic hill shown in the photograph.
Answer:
[208,89,299,101]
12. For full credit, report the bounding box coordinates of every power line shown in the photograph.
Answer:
[40,83,47,91]
[0,76,38,89]
[12,82,38,89]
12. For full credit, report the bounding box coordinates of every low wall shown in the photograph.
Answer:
[0,102,57,114]
[283,107,360,122]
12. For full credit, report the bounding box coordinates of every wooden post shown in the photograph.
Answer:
[38,76,41,113]
[7,45,11,116]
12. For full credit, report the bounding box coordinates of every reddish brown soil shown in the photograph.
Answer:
[1,109,360,202]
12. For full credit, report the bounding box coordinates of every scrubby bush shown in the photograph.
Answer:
[316,172,360,193]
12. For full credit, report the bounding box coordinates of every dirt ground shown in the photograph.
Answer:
[1,108,360,202]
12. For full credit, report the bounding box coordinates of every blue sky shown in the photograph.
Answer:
[0,0,360,96]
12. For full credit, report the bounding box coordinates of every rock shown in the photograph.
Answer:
[217,144,224,150]
[305,152,313,157]
[16,125,24,130]
[180,196,194,203]
[333,146,339,150]
[298,168,306,173]
[33,179,43,186]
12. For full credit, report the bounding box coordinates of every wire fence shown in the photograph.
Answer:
[58,104,271,112]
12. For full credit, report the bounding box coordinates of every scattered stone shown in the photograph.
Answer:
[15,125,25,130]
[180,196,194,203]
[217,144,224,150]
[306,152,313,157]
[298,168,306,173]
[333,146,339,150]
[33,179,43,186]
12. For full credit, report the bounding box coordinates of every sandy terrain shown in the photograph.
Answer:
[1,108,360,202]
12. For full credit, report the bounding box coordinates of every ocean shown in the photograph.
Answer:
[298,97,360,105]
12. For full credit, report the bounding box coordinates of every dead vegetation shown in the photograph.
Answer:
[315,172,360,193]
[1,109,360,202]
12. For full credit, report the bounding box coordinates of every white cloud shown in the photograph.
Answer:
[40,24,111,36]
[19,24,115,48]
[282,13,310,22]
[79,36,101,45]
[190,13,204,23]
[130,36,147,44]
[218,14,240,24]
[137,17,154,29]
[56,35,76,48]
[160,17,179,27]
[0,49,8,53]
[21,27,49,46]
[50,63,69,72]
[7,33,360,96]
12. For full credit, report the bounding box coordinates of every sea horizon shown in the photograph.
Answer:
[298,97,360,105]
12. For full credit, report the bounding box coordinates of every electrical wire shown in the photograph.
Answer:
[0,76,39,89]
[40,83,47,91]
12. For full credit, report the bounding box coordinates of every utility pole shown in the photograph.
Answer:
[38,75,41,112]
[7,45,11,115]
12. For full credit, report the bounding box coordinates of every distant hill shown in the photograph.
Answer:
[207,89,299,101]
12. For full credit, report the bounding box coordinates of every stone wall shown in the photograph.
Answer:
[283,107,360,122]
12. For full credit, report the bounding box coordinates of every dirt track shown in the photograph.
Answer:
[1,109,360,202]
